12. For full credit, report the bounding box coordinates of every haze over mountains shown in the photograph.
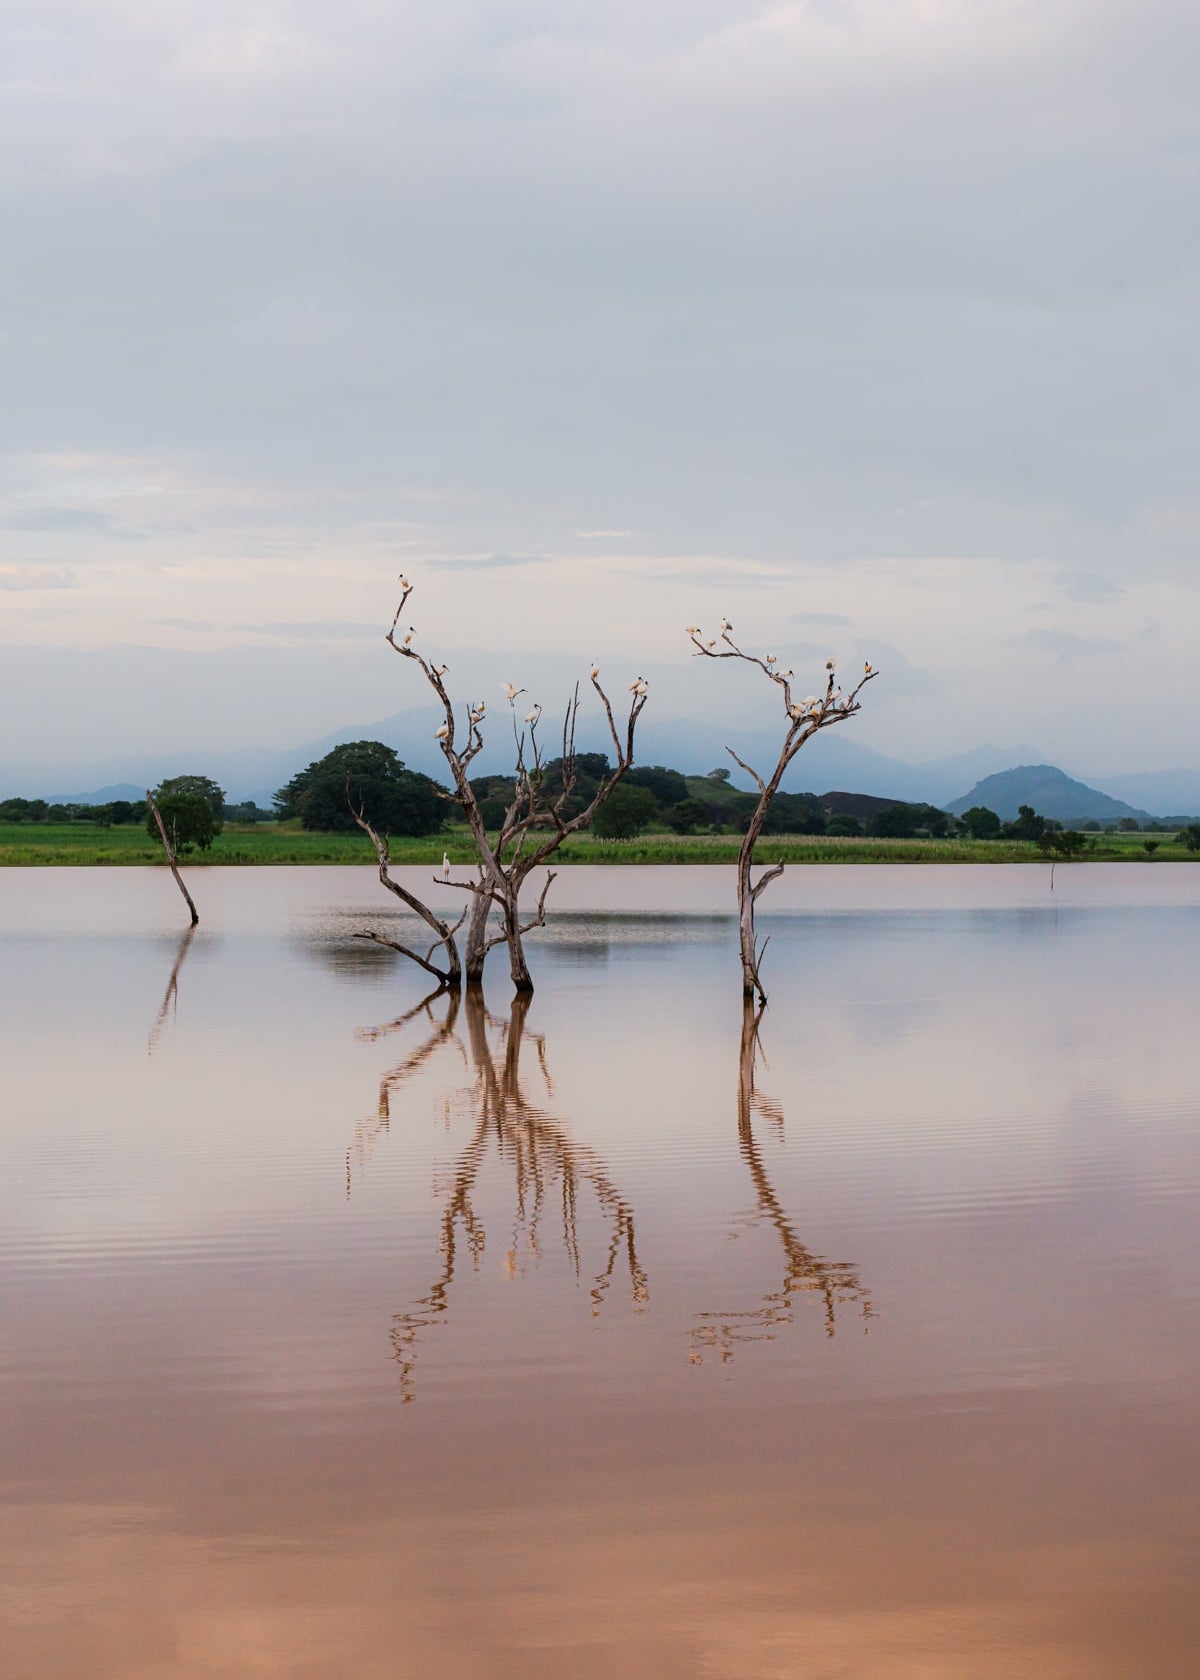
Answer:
[11,710,1200,818]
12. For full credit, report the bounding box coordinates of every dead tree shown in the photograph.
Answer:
[351,808,466,989]
[385,577,648,992]
[350,988,647,1401]
[686,622,877,1001]
[689,1001,872,1364]
[146,789,200,926]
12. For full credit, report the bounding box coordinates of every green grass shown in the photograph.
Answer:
[0,822,1194,867]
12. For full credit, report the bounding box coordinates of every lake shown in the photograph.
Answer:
[2,864,1198,1677]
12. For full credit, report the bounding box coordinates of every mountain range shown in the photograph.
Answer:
[6,708,1198,816]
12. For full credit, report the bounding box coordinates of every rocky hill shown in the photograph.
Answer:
[946,765,1149,825]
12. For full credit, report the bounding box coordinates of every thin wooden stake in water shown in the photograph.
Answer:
[146,789,200,926]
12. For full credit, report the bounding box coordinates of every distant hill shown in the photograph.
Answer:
[819,790,906,820]
[1088,767,1200,817]
[946,765,1150,825]
[48,783,147,805]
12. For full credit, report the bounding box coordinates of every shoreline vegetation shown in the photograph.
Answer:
[2,821,1195,868]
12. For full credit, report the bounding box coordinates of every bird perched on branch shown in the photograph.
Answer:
[504,682,525,702]
[524,704,542,726]
[442,852,451,877]
[434,724,449,740]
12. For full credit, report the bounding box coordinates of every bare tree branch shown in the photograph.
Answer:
[685,621,877,1002]
[381,581,648,992]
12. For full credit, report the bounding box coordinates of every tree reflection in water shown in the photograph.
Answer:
[689,1002,873,1364]
[352,987,648,1401]
[350,991,871,1397]
[146,923,196,1057]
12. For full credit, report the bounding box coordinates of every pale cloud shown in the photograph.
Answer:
[1014,628,1124,662]
[1,1,1199,774]
[0,566,75,591]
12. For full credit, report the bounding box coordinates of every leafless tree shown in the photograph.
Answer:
[385,578,648,992]
[686,621,877,1001]
[689,1002,872,1363]
[146,788,200,926]
[349,988,647,1402]
[351,808,467,990]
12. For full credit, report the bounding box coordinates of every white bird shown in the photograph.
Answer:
[720,618,732,633]
[433,663,448,677]
[803,695,820,707]
[765,653,777,664]
[705,639,716,649]
[442,852,451,877]
[434,724,449,740]
[504,682,525,702]
[864,661,873,674]
[402,628,415,646]
[591,665,600,679]
[524,704,541,725]
[789,704,804,720]
[685,624,700,635]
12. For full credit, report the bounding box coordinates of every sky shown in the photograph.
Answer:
[2,0,1199,778]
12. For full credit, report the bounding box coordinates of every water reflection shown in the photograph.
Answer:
[354,989,649,1400]
[352,989,871,1395]
[146,924,196,1056]
[689,1003,873,1363]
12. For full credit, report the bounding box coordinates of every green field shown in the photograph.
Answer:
[0,821,1193,868]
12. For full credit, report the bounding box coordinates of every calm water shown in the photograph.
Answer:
[2,864,1198,1678]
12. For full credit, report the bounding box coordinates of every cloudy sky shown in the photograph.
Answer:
[2,0,1198,776]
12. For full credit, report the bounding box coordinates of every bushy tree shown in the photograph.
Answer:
[274,741,446,835]
[592,783,656,840]
[665,797,711,834]
[1003,804,1046,842]
[867,803,918,839]
[145,790,217,853]
[826,814,862,837]
[954,806,1001,840]
[1179,824,1200,852]
[155,775,227,822]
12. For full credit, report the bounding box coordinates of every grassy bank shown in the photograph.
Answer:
[0,822,1193,867]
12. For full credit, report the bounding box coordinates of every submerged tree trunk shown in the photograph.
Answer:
[146,790,200,926]
[463,875,492,986]
[506,905,534,993]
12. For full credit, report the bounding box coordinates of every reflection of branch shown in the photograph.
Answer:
[147,924,196,1057]
[348,988,463,1183]
[690,1004,872,1364]
[357,989,647,1402]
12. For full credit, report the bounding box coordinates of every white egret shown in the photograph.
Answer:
[442,852,451,877]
